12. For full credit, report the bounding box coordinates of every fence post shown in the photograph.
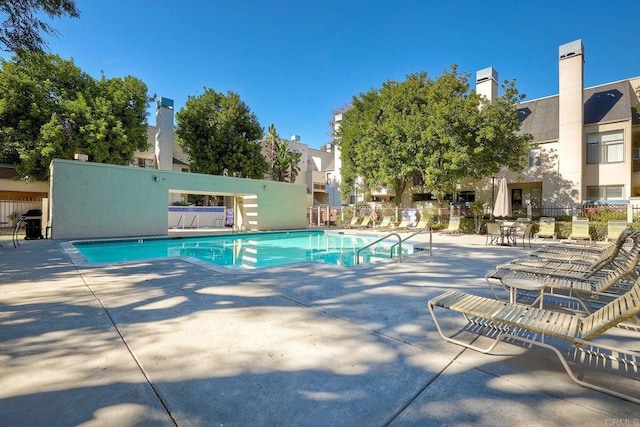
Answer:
[628,203,634,224]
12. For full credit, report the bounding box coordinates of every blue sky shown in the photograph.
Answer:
[9,0,640,148]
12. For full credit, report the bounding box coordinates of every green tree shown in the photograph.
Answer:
[1,0,80,52]
[338,74,428,207]
[176,88,267,178]
[414,66,530,206]
[271,138,289,182]
[263,123,279,172]
[0,51,149,178]
[338,67,530,208]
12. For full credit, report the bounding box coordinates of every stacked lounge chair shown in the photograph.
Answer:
[485,226,640,311]
[428,276,640,404]
[503,226,636,274]
[428,224,640,404]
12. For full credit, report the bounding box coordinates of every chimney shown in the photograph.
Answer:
[155,97,175,171]
[291,135,301,142]
[558,39,584,202]
[476,67,498,104]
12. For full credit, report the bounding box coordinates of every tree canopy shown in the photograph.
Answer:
[0,51,149,179]
[338,67,531,207]
[1,0,80,52]
[175,88,267,179]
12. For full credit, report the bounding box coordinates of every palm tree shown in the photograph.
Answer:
[264,124,302,183]
[272,139,290,182]
[287,150,302,182]
[264,124,279,168]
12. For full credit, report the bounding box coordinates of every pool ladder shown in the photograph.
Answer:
[356,233,401,265]
[232,224,247,233]
[175,214,199,229]
[391,227,432,257]
[355,228,433,265]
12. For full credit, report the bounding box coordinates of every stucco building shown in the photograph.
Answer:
[473,39,640,215]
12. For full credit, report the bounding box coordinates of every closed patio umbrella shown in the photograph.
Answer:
[493,177,511,218]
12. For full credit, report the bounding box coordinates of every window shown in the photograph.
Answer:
[586,185,624,200]
[587,130,624,164]
[412,193,435,202]
[456,191,475,203]
[136,157,154,168]
[528,148,541,167]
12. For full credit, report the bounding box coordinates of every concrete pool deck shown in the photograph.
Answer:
[0,230,638,426]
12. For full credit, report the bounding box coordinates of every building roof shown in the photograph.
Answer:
[584,80,634,124]
[517,96,559,142]
[517,79,636,142]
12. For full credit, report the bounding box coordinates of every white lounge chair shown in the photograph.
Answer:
[344,216,359,229]
[375,216,393,230]
[440,216,460,234]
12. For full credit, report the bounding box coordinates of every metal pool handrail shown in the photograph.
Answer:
[12,216,25,248]
[356,233,402,265]
[232,224,247,233]
[391,228,432,257]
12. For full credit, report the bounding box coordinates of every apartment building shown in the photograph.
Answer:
[474,39,640,213]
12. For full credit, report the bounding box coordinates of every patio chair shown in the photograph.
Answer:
[440,216,461,234]
[511,222,534,248]
[569,217,592,242]
[428,277,640,404]
[607,220,628,242]
[535,217,556,240]
[485,222,501,245]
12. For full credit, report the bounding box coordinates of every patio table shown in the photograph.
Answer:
[502,277,545,308]
[499,222,515,246]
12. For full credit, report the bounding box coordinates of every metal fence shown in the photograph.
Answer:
[0,198,43,226]
[308,202,640,227]
[307,205,451,226]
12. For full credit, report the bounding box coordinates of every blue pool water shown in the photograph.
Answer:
[72,230,417,269]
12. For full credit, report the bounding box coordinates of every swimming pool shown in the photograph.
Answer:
[70,230,420,269]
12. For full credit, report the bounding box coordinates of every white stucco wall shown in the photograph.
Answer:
[49,159,307,239]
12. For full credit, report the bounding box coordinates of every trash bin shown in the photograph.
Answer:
[22,209,43,240]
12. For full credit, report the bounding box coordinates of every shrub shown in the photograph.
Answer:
[460,217,476,233]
